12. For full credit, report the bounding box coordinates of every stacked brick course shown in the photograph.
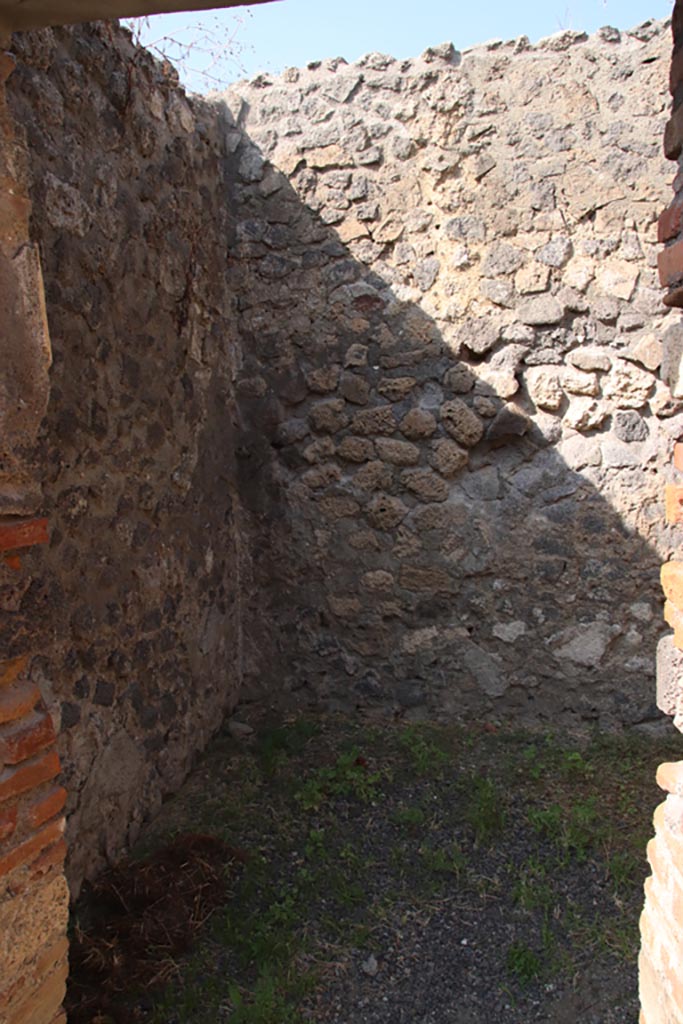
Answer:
[0,42,66,1024]
[640,5,683,1022]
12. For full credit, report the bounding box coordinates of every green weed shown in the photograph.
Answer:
[229,968,311,1024]
[110,718,680,1024]
[527,797,602,862]
[511,857,555,915]
[559,749,595,781]
[391,804,427,830]
[420,841,468,879]
[464,775,507,843]
[257,719,319,775]
[606,850,640,896]
[521,743,544,781]
[296,747,382,810]
[398,726,449,776]
[304,827,328,862]
[506,941,543,986]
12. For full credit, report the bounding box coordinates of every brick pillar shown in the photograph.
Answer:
[0,42,67,1024]
[642,4,683,1022]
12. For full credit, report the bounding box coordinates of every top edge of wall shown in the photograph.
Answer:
[218,17,672,97]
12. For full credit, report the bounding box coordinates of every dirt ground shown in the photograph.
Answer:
[67,714,682,1024]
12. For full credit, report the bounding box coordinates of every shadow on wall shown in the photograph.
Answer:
[220,26,681,733]
[4,20,681,889]
[7,24,245,892]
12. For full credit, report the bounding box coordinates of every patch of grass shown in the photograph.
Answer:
[463,774,507,843]
[606,849,641,897]
[559,749,595,781]
[95,716,680,1023]
[296,746,383,810]
[257,719,320,775]
[228,969,312,1024]
[397,725,449,776]
[563,901,638,962]
[420,840,468,879]
[528,796,603,862]
[511,856,556,915]
[303,827,329,862]
[506,941,543,986]
[391,804,427,830]
[520,742,545,781]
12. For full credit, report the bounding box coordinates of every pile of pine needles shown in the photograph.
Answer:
[66,833,245,1023]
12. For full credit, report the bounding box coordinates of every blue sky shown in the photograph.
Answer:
[131,0,673,91]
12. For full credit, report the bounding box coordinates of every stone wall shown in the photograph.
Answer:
[4,14,683,1023]
[5,15,682,900]
[224,20,680,730]
[7,23,245,893]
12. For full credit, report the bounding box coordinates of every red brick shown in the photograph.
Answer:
[659,238,683,288]
[0,190,31,251]
[645,833,683,906]
[664,284,683,309]
[671,964,683,1018]
[7,838,68,895]
[664,792,683,836]
[674,5,683,44]
[35,938,69,984]
[0,751,60,804]
[666,484,683,525]
[0,805,16,841]
[6,959,67,1024]
[0,656,29,691]
[3,554,22,571]
[646,836,669,883]
[642,872,679,948]
[0,711,55,767]
[0,53,16,86]
[639,949,665,1024]
[665,600,683,646]
[640,902,674,983]
[29,838,67,882]
[27,787,66,829]
[657,761,683,795]
[672,46,683,94]
[653,802,683,870]
[0,937,68,1015]
[665,104,683,161]
[0,817,64,878]
[662,562,683,611]
[0,681,40,726]
[656,634,683,714]
[673,44,683,86]
[659,202,683,244]
[0,518,48,554]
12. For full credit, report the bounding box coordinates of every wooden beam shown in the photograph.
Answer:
[0,0,274,33]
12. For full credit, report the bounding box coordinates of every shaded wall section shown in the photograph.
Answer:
[8,23,244,891]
